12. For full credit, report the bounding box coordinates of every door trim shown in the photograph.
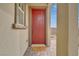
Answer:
[29,6,48,46]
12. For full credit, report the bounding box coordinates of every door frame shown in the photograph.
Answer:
[28,6,48,46]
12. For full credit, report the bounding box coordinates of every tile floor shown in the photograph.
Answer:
[24,35,56,56]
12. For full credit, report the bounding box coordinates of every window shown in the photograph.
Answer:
[13,3,26,29]
[50,4,57,28]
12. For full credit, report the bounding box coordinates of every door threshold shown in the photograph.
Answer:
[31,44,46,47]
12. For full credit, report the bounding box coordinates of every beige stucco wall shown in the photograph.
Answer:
[28,3,48,6]
[57,4,69,56]
[57,3,78,56]
[0,3,29,56]
[68,4,78,56]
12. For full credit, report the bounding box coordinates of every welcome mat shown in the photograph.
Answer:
[31,45,46,52]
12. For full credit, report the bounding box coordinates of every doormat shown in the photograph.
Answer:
[31,46,46,52]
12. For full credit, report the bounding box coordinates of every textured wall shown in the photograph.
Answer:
[57,4,69,56]
[0,3,29,56]
[68,4,78,56]
[57,3,78,56]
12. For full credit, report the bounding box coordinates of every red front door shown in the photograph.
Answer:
[32,8,46,44]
